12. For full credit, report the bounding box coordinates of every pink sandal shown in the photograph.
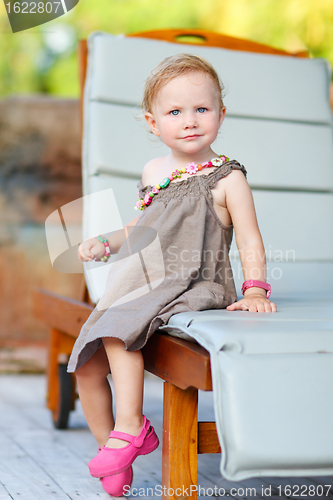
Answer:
[89,415,159,478]
[100,467,133,497]
[97,447,134,497]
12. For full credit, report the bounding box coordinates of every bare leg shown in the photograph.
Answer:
[102,337,145,449]
[75,346,114,449]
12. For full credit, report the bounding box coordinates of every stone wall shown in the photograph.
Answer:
[0,96,83,347]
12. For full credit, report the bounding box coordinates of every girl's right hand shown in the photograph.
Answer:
[77,237,106,262]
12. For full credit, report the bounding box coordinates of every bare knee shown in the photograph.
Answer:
[75,347,110,384]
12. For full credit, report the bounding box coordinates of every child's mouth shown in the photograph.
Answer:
[182,135,201,140]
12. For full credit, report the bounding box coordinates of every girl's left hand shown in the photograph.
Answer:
[226,294,277,313]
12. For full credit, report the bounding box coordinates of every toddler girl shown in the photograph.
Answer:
[72,53,277,496]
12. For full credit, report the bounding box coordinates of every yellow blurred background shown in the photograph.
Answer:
[0,0,332,97]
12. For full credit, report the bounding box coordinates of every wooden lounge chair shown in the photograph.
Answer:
[33,29,333,497]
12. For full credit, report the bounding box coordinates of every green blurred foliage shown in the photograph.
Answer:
[0,0,332,97]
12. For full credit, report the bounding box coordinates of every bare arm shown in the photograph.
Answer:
[219,170,276,312]
[79,162,149,263]
[107,216,140,254]
[78,215,140,262]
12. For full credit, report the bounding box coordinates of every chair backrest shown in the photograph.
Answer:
[81,30,333,303]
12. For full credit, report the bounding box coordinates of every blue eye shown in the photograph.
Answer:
[197,107,207,113]
[170,110,180,116]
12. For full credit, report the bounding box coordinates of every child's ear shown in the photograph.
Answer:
[145,112,160,137]
[219,106,226,126]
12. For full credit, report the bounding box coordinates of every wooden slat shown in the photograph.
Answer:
[0,433,71,500]
[128,28,308,58]
[0,482,12,500]
[162,382,198,500]
[12,429,104,500]
[32,289,94,338]
[142,332,212,391]
[2,375,333,500]
[198,422,221,454]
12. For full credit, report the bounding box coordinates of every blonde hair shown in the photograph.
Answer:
[142,53,225,114]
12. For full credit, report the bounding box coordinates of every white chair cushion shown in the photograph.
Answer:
[85,102,333,190]
[82,31,333,303]
[162,304,333,480]
[89,33,333,124]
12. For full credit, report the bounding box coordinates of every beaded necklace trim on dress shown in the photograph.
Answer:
[137,160,247,212]
[139,159,237,192]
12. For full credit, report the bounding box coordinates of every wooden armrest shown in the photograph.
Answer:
[32,288,94,338]
[142,332,212,391]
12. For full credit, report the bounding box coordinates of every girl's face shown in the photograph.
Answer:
[145,71,225,157]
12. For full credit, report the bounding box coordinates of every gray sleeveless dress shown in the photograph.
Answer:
[67,160,247,372]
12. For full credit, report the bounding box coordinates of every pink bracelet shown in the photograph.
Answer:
[241,280,271,299]
[94,235,111,262]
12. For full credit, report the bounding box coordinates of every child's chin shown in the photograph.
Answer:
[178,141,205,151]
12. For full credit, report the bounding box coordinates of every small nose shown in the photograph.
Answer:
[183,112,198,129]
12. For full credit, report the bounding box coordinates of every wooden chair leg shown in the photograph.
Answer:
[162,382,198,500]
[47,328,76,428]
[47,328,61,413]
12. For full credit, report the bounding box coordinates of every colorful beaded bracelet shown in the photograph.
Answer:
[94,234,111,262]
[135,154,229,210]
